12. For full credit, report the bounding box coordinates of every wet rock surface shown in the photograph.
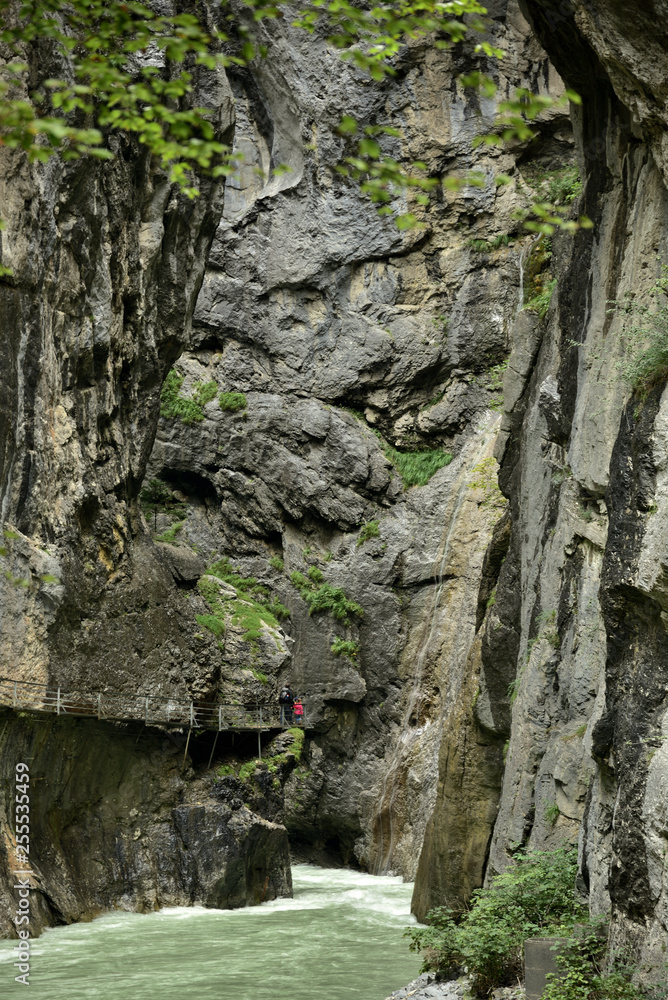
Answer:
[0,711,291,937]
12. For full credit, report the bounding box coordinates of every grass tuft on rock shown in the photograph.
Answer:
[384,446,453,488]
[160,369,218,424]
[290,571,363,624]
[357,520,380,546]
[197,557,289,647]
[219,391,247,413]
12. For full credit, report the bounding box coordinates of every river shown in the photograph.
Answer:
[0,865,422,998]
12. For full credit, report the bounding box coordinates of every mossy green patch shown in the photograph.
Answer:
[234,729,306,784]
[197,557,290,649]
[219,391,247,413]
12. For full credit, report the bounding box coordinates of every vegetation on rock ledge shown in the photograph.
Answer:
[290,570,363,624]
[197,558,289,648]
[383,445,453,488]
[160,370,218,425]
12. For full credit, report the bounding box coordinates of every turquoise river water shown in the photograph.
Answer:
[0,865,422,998]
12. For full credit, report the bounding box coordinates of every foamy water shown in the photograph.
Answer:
[0,865,422,999]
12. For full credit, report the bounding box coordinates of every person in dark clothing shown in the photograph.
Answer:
[279,684,294,725]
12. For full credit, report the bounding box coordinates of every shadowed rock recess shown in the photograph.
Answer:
[1,0,668,981]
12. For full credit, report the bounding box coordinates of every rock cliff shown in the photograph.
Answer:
[414,0,668,984]
[2,0,668,978]
[147,1,568,878]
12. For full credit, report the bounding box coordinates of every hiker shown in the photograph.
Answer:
[293,697,304,726]
[279,683,294,725]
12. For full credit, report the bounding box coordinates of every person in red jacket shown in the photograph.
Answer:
[293,697,304,726]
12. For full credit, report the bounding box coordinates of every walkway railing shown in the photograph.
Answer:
[0,676,286,732]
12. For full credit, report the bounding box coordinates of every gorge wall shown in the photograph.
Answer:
[2,0,668,983]
[415,0,668,984]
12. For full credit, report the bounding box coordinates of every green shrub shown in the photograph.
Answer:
[383,447,453,488]
[269,555,284,572]
[267,599,290,620]
[156,520,185,544]
[219,391,247,412]
[545,801,560,825]
[290,571,363,624]
[357,520,380,546]
[307,565,323,583]
[613,265,668,392]
[525,278,557,320]
[331,637,359,660]
[406,847,585,997]
[160,369,219,424]
[140,477,187,530]
[542,921,647,1000]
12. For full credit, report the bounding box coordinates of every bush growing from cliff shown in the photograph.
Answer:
[542,921,657,1000]
[156,520,185,544]
[139,477,186,530]
[160,370,218,424]
[331,637,359,661]
[525,278,557,320]
[218,391,247,413]
[406,847,585,996]
[613,264,668,394]
[290,571,363,624]
[357,520,380,546]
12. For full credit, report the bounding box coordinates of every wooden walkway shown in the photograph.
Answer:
[0,676,292,733]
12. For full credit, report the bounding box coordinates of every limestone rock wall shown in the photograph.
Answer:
[414,0,668,981]
[0,28,297,929]
[150,1,570,877]
[9,0,668,963]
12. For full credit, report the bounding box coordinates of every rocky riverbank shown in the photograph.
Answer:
[385,975,525,1000]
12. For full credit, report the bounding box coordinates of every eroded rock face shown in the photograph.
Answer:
[411,0,668,979]
[0,49,234,696]
[11,0,668,969]
[0,711,291,937]
[150,1,570,877]
[0,37,297,928]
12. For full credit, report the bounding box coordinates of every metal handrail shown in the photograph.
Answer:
[0,676,297,732]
